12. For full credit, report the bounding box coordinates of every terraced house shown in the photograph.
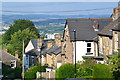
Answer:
[62,4,120,64]
[98,4,120,60]
[62,18,112,64]
[24,34,62,71]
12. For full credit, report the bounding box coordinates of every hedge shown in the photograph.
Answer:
[93,64,113,78]
[56,63,75,79]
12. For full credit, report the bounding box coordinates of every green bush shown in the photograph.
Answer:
[76,58,95,78]
[24,65,45,79]
[93,64,113,78]
[56,63,75,79]
[2,65,22,79]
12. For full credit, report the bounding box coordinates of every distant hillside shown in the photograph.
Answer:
[2,14,111,35]
[2,14,110,25]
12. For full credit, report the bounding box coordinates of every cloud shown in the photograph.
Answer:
[1,0,119,2]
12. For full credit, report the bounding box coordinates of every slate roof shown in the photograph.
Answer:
[31,39,54,48]
[47,46,62,55]
[66,18,112,41]
[112,23,120,31]
[47,45,59,54]
[25,49,40,56]
[0,50,20,62]
[26,39,54,56]
[99,17,120,36]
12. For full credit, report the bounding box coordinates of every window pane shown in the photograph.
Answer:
[87,48,91,52]
[87,43,91,47]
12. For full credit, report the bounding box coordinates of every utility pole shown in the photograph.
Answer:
[22,40,24,80]
[73,30,76,78]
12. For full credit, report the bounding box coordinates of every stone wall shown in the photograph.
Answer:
[36,71,55,79]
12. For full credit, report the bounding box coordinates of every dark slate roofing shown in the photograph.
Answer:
[25,49,40,56]
[53,47,62,55]
[47,45,59,54]
[66,18,112,41]
[31,39,55,48]
[112,23,120,31]
[99,17,120,36]
[1,51,20,62]
[44,46,62,55]
[31,39,37,48]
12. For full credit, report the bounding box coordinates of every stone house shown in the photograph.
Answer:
[24,39,55,70]
[24,34,62,70]
[98,4,120,59]
[43,45,62,68]
[1,49,21,68]
[98,17,120,58]
[62,18,112,64]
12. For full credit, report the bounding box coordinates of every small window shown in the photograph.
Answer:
[87,43,91,47]
[10,60,16,68]
[87,48,91,53]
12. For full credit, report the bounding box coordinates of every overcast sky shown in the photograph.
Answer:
[1,0,119,2]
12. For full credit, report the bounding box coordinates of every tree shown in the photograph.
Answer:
[8,28,38,59]
[2,19,39,44]
[109,50,120,80]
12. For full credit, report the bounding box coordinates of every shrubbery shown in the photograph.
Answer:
[56,63,75,79]
[93,64,113,78]
[2,65,22,79]
[24,65,46,79]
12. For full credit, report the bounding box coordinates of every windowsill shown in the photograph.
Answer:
[85,53,93,55]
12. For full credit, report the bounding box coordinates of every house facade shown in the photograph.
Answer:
[62,18,112,64]
[24,34,62,70]
[98,5,120,58]
[1,49,21,68]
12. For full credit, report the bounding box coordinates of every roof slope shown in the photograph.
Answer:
[99,17,120,36]
[0,51,20,62]
[66,18,112,41]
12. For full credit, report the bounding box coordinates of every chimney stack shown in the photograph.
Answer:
[4,49,8,53]
[47,41,54,49]
[93,21,99,31]
[112,3,120,20]
[15,51,18,59]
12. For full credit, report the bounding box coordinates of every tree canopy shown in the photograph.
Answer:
[2,19,39,44]
[7,28,38,59]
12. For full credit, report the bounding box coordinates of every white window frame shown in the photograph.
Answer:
[10,60,16,68]
[87,43,92,53]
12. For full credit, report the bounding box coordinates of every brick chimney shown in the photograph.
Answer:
[15,51,18,59]
[3,49,8,53]
[112,3,120,20]
[37,39,42,48]
[55,34,62,46]
[47,41,54,49]
[93,21,99,31]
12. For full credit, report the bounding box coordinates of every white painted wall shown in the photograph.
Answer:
[25,40,35,53]
[73,41,94,62]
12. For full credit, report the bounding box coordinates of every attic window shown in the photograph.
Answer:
[10,60,16,68]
